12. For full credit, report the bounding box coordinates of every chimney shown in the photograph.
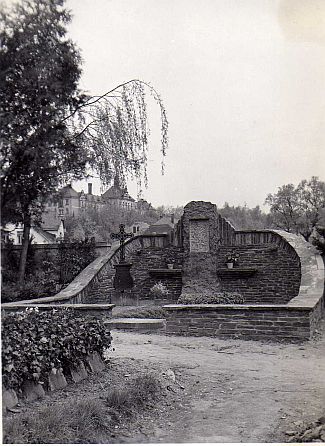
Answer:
[88,183,92,195]
[171,213,175,224]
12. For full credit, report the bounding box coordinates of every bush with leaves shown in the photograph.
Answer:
[2,308,112,392]
[149,282,169,299]
[178,292,245,305]
[311,226,325,255]
[57,238,97,284]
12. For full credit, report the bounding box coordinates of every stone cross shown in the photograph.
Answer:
[111,224,133,263]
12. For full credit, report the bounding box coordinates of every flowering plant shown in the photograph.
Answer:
[225,252,239,265]
[150,281,169,298]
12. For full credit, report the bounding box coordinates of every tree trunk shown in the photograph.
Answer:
[18,214,31,286]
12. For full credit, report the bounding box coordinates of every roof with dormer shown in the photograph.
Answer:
[102,185,135,202]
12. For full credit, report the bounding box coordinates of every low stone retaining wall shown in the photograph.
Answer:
[1,303,115,318]
[164,231,324,341]
[164,296,323,341]
[1,234,168,308]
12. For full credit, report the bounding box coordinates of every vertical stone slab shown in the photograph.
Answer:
[48,368,67,391]
[70,361,88,383]
[2,388,18,410]
[180,201,225,296]
[86,352,105,373]
[22,380,45,402]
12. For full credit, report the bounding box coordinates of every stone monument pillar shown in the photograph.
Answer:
[180,201,222,297]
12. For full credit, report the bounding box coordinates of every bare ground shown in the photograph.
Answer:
[110,320,325,443]
[3,320,325,443]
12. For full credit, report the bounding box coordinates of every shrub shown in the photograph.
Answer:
[57,238,97,284]
[1,272,59,303]
[1,238,97,303]
[114,305,167,319]
[311,226,325,255]
[150,281,169,298]
[2,308,112,391]
[178,291,245,304]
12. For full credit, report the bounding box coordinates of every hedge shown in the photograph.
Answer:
[177,291,245,304]
[2,307,112,391]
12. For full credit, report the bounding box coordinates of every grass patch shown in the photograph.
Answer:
[113,305,167,319]
[106,374,160,414]
[3,373,161,444]
[3,398,109,444]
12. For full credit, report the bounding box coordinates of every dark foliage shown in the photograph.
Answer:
[2,307,112,391]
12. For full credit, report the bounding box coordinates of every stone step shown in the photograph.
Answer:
[104,318,166,332]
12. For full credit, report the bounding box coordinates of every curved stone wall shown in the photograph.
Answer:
[1,234,168,308]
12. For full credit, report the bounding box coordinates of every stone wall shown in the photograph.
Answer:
[1,235,170,307]
[216,237,301,304]
[178,202,302,304]
[127,246,184,301]
[164,301,322,341]
[1,242,112,267]
[164,225,324,341]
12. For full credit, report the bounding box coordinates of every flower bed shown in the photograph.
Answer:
[2,307,112,392]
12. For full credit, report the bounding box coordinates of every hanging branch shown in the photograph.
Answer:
[67,79,169,192]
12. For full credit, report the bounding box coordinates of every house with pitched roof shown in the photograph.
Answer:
[3,219,65,245]
[101,177,137,210]
[144,214,179,243]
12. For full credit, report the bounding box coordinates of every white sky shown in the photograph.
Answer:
[68,0,325,208]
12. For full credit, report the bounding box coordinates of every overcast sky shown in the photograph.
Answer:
[67,0,325,209]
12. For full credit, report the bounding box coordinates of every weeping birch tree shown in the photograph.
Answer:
[0,0,168,285]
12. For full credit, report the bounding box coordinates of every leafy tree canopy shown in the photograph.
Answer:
[265,177,325,240]
[218,203,271,230]
[0,0,168,283]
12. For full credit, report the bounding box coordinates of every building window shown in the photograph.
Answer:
[17,231,23,244]
[133,226,136,233]
[2,233,10,243]
[65,199,69,205]
[66,208,69,214]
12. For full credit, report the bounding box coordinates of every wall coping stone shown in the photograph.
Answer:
[1,303,115,311]
[164,302,319,312]
[270,230,324,302]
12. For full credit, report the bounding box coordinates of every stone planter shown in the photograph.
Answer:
[226,262,234,269]
[167,264,174,270]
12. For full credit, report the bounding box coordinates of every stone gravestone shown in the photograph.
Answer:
[48,368,68,391]
[86,352,105,373]
[70,361,88,383]
[23,380,45,402]
[2,387,18,411]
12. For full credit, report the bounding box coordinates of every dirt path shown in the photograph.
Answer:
[110,322,325,443]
